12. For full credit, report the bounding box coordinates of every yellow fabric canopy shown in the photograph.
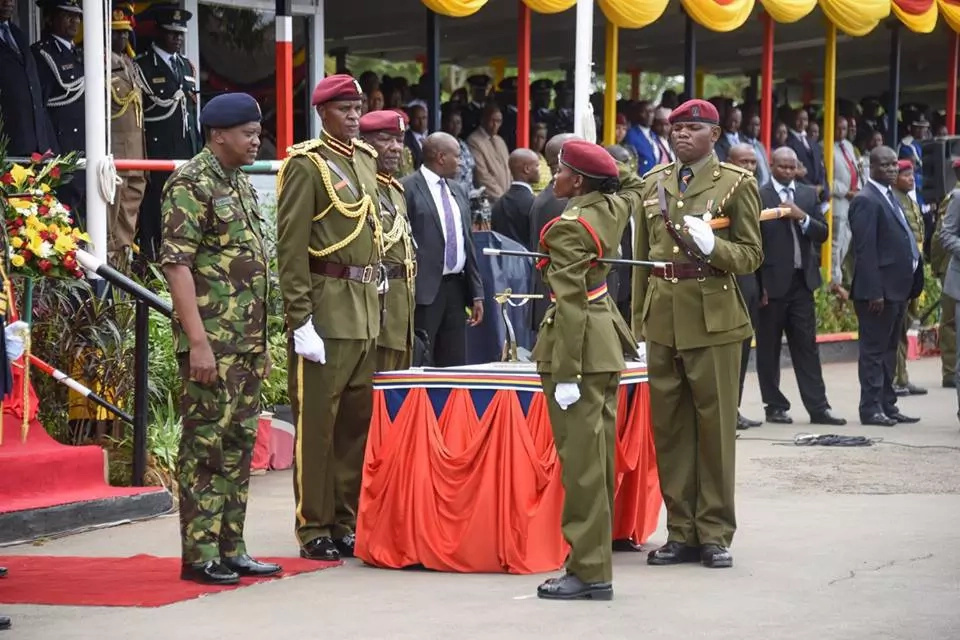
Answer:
[817,0,890,36]
[892,0,938,33]
[680,0,756,32]
[759,0,818,23]
[421,0,487,18]
[523,0,576,14]
[938,0,960,32]
[597,0,670,28]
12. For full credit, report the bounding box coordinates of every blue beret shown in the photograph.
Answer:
[200,93,262,129]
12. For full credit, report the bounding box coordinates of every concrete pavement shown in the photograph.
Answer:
[2,357,959,640]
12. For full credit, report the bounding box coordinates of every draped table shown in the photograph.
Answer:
[355,362,662,574]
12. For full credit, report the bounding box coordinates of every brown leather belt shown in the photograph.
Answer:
[384,262,417,280]
[309,257,378,283]
[652,262,726,281]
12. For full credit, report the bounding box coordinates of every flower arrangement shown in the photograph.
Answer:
[0,150,89,279]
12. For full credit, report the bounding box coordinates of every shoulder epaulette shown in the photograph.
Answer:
[719,161,753,176]
[642,162,673,179]
[354,139,379,159]
[391,177,404,193]
[286,139,323,157]
[560,206,581,221]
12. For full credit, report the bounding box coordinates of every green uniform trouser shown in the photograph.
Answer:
[177,351,265,565]
[942,292,957,384]
[290,337,376,546]
[647,340,740,548]
[376,346,410,372]
[895,301,920,386]
[540,372,619,585]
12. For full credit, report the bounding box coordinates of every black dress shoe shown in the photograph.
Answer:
[0,567,6,578]
[810,409,847,426]
[737,413,761,430]
[893,385,911,397]
[647,541,700,566]
[301,536,340,561]
[765,409,793,424]
[886,412,920,424]
[861,413,897,426]
[222,554,282,577]
[334,533,356,558]
[180,561,240,585]
[0,615,9,631]
[904,383,928,395]
[700,544,733,568]
[537,573,613,600]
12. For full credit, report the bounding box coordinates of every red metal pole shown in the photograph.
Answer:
[948,31,959,136]
[275,3,294,159]
[630,69,640,101]
[760,12,774,155]
[517,0,531,149]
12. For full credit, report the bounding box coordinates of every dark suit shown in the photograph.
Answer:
[714,132,739,163]
[849,181,921,418]
[785,132,830,202]
[736,272,760,405]
[491,182,534,246]
[136,47,201,260]
[0,20,58,156]
[528,181,567,330]
[755,181,831,416]
[403,168,484,367]
[31,34,86,217]
[403,129,424,170]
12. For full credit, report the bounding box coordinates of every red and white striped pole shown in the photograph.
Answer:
[276,0,294,158]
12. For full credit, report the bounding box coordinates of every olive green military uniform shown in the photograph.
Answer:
[631,153,762,549]
[159,147,269,565]
[531,173,640,585]
[276,132,382,547]
[375,172,416,371]
[931,193,957,385]
[894,190,926,387]
[107,49,146,261]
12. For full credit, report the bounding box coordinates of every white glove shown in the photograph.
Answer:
[4,321,28,361]
[554,382,581,411]
[635,341,647,365]
[683,215,716,255]
[293,317,326,364]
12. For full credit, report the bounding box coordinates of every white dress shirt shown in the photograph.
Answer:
[420,165,466,275]
[52,34,74,52]
[152,43,176,71]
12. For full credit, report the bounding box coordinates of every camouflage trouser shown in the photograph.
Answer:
[177,351,266,565]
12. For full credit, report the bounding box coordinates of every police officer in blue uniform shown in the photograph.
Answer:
[136,5,201,260]
[31,0,85,218]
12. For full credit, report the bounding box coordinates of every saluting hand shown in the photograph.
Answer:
[190,339,218,386]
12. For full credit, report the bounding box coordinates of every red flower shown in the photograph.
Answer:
[50,166,61,179]
[21,250,33,261]
[0,173,12,185]
[38,205,49,216]
[38,231,50,241]
[38,259,52,273]
[63,254,76,269]
[30,152,42,164]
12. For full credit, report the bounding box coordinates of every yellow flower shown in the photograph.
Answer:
[25,216,41,230]
[54,234,74,254]
[10,237,23,249]
[9,164,32,189]
[9,197,33,211]
[28,234,45,256]
[40,184,50,193]
[10,255,25,268]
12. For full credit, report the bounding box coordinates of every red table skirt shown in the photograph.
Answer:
[355,382,661,574]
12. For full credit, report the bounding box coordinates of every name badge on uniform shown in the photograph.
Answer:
[212,196,234,209]
[152,77,166,84]
[61,63,74,70]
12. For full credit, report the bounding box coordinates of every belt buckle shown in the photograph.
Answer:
[410,261,418,278]
[361,265,374,283]
[696,266,706,283]
[664,262,677,283]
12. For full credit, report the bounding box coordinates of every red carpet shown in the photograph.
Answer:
[0,414,161,514]
[0,555,341,607]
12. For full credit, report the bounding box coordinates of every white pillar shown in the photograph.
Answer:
[184,0,201,123]
[82,0,107,265]
[309,0,325,138]
[573,0,594,141]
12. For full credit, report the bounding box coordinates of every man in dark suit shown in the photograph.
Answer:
[31,0,85,217]
[785,108,829,205]
[491,148,538,245]
[404,103,427,170]
[0,0,58,157]
[713,107,741,163]
[849,146,922,426]
[403,132,484,367]
[528,133,579,330]
[756,147,845,426]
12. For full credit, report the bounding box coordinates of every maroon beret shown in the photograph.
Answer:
[615,113,628,126]
[669,99,720,126]
[359,110,407,135]
[559,140,618,180]
[898,159,914,172]
[311,74,363,106]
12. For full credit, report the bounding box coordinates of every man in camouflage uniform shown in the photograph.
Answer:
[893,160,929,396]
[160,93,280,585]
[360,110,417,370]
[276,74,382,562]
